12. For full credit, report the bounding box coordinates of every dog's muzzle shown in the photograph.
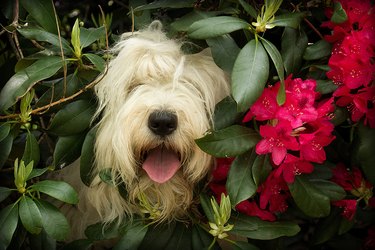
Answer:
[148,110,178,136]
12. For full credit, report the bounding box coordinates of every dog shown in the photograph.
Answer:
[60,20,230,239]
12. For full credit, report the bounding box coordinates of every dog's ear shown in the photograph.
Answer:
[148,20,163,32]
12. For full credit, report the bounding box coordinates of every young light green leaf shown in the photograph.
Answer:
[226,150,257,207]
[232,39,269,112]
[71,19,81,58]
[80,26,105,48]
[31,180,78,204]
[20,0,57,34]
[0,203,18,249]
[0,56,65,111]
[35,199,70,241]
[19,196,43,234]
[83,53,106,72]
[195,125,260,157]
[48,100,96,136]
[22,132,40,166]
[288,176,331,218]
[188,16,250,39]
[80,127,97,186]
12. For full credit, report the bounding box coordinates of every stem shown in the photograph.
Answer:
[208,237,217,250]
[304,17,324,40]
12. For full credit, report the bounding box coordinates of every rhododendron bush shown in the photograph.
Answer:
[0,0,374,249]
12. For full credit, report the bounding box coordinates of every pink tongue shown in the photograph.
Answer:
[142,146,180,184]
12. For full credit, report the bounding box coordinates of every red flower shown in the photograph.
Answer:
[259,171,290,213]
[212,158,233,182]
[274,154,314,183]
[236,200,276,221]
[332,199,357,221]
[244,86,279,122]
[256,120,299,165]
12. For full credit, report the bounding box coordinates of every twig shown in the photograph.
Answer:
[304,17,324,40]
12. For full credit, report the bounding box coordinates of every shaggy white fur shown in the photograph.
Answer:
[60,21,230,239]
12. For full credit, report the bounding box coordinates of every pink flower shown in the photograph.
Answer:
[274,154,314,183]
[332,199,357,221]
[256,120,299,165]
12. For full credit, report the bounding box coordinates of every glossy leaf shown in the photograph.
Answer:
[31,180,78,205]
[260,37,285,104]
[53,133,86,169]
[226,150,257,207]
[311,210,341,245]
[134,0,195,12]
[22,132,40,166]
[188,16,250,39]
[289,176,331,218]
[19,196,43,234]
[80,127,97,186]
[232,39,269,112]
[354,123,375,184]
[17,26,72,54]
[238,0,257,19]
[0,56,64,111]
[316,79,338,95]
[0,123,11,142]
[309,180,346,201]
[331,2,348,24]
[27,167,49,181]
[213,96,241,131]
[195,125,260,157]
[281,27,308,75]
[191,224,216,250]
[80,26,105,48]
[83,53,106,72]
[114,221,147,250]
[252,154,272,187]
[200,193,215,223]
[48,100,96,136]
[20,0,57,34]
[230,214,300,240]
[271,12,306,29]
[0,203,18,249]
[171,10,221,32]
[303,40,332,60]
[0,134,13,169]
[207,34,240,73]
[85,221,121,241]
[232,241,259,250]
[35,199,70,240]
[0,187,12,203]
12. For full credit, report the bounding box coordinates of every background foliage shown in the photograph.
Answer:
[0,0,374,249]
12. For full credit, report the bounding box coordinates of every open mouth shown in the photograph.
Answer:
[141,145,181,184]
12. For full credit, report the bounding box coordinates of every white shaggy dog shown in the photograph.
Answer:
[61,21,230,238]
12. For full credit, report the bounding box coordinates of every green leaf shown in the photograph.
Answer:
[99,168,115,186]
[83,53,106,72]
[316,79,338,95]
[260,37,285,104]
[238,0,257,19]
[331,2,348,24]
[22,132,40,166]
[31,180,78,204]
[188,16,250,39]
[35,199,70,241]
[303,40,332,60]
[114,221,147,250]
[230,214,300,240]
[27,167,49,181]
[171,10,221,32]
[200,193,215,223]
[232,39,269,112]
[309,180,346,201]
[0,203,18,249]
[129,0,151,30]
[85,221,121,241]
[232,241,259,250]
[48,100,96,136]
[0,56,64,111]
[19,196,43,234]
[271,12,306,29]
[191,224,216,250]
[61,239,92,250]
[207,34,240,73]
[213,96,241,131]
[0,187,12,203]
[226,150,257,207]
[195,125,260,157]
[288,176,330,218]
[80,26,105,48]
[252,154,272,187]
[17,26,72,54]
[311,210,341,245]
[0,123,11,142]
[133,0,195,12]
[0,134,13,169]
[20,0,57,34]
[353,123,375,185]
[80,127,97,186]
[53,133,86,169]
[281,27,308,75]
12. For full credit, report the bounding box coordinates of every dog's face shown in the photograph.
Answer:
[88,22,230,223]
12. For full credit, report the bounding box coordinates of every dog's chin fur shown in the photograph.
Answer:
[59,21,230,240]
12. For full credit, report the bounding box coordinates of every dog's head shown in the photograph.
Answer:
[89,21,230,222]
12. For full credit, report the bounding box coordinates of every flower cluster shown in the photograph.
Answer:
[331,163,374,220]
[323,0,375,128]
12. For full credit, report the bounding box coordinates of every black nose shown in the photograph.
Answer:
[148,111,178,136]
